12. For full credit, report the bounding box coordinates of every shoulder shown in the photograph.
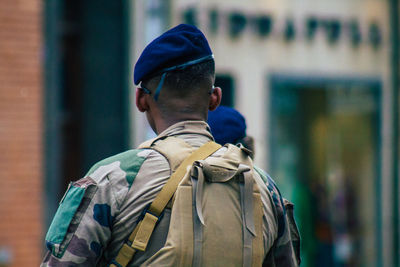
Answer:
[80,148,167,210]
[86,148,154,187]
[43,148,169,260]
[253,166,282,199]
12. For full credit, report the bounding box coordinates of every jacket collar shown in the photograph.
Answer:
[138,120,214,149]
[157,120,213,140]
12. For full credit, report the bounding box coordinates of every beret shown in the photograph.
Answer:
[134,24,213,85]
[207,106,247,145]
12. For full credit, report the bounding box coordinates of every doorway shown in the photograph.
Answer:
[270,75,381,267]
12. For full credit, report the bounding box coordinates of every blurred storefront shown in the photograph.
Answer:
[132,0,399,266]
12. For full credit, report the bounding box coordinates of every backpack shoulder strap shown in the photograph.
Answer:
[139,136,194,172]
[110,141,221,267]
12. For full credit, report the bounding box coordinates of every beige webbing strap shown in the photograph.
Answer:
[110,141,221,267]
[139,136,194,172]
[144,141,221,216]
[251,192,264,267]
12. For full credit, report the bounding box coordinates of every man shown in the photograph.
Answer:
[41,24,299,266]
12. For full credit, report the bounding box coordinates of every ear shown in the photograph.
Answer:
[208,86,222,111]
[136,88,149,112]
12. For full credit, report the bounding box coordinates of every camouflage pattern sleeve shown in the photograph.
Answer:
[41,149,147,267]
[254,166,301,267]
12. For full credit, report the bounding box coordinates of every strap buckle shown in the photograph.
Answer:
[137,203,164,224]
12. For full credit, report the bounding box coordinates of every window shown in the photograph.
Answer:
[215,74,235,107]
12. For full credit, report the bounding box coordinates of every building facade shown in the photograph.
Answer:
[0,0,43,266]
[1,1,131,266]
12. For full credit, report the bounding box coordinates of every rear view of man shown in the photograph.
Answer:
[41,24,300,266]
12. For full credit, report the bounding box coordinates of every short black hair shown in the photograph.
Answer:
[142,59,216,119]
[143,59,215,97]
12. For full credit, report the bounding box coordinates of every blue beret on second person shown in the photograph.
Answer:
[134,24,213,85]
[208,106,247,145]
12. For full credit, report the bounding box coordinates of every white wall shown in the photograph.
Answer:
[172,0,389,168]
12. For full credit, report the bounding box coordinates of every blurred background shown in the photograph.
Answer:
[0,0,399,266]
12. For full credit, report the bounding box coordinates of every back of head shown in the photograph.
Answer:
[134,24,216,120]
[143,60,215,119]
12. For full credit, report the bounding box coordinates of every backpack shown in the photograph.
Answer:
[110,137,264,267]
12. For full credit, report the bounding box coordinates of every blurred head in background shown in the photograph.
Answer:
[208,105,254,158]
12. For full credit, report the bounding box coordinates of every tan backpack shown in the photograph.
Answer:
[111,137,264,267]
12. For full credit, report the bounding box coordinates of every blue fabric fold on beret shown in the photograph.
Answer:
[134,24,213,85]
[208,106,247,145]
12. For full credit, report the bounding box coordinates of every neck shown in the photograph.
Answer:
[154,114,206,134]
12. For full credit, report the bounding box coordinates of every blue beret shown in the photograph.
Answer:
[208,106,247,145]
[134,24,213,85]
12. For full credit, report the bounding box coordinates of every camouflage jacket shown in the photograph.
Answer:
[41,120,300,266]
